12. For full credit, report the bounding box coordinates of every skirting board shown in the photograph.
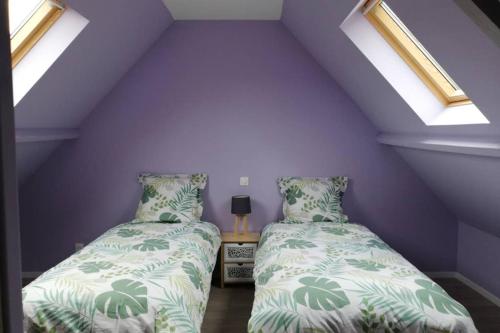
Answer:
[426,271,500,307]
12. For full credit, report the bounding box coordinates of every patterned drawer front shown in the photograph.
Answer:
[224,263,254,283]
[224,243,257,263]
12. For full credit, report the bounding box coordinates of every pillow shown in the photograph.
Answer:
[135,173,207,223]
[277,176,348,223]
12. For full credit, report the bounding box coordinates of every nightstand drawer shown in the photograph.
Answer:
[224,243,257,262]
[224,263,254,283]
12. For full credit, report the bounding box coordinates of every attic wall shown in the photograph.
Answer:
[395,148,500,298]
[19,21,457,272]
[394,149,500,237]
[458,222,500,298]
[282,0,500,297]
[15,0,173,182]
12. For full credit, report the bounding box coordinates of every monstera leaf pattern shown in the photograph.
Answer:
[78,261,113,273]
[249,222,477,333]
[117,228,143,238]
[135,173,207,223]
[285,184,304,205]
[415,279,470,316]
[23,221,221,332]
[132,239,169,251]
[280,239,316,249]
[346,259,386,272]
[141,185,157,204]
[95,279,148,319]
[278,177,348,223]
[293,277,349,311]
[159,212,182,223]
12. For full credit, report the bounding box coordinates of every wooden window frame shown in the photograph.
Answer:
[10,0,65,68]
[364,0,471,106]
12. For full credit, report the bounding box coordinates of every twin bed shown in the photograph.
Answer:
[23,221,220,332]
[249,222,476,332]
[22,174,477,332]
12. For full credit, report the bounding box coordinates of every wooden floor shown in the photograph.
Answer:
[434,278,500,333]
[23,277,500,332]
[201,284,254,333]
[202,278,500,333]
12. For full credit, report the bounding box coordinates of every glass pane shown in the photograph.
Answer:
[8,0,44,36]
[380,1,462,92]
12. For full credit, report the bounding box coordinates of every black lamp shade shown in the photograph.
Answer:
[231,195,251,215]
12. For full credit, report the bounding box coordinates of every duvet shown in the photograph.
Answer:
[249,222,477,333]
[23,221,221,333]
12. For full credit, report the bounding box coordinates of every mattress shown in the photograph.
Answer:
[23,221,221,332]
[248,222,477,333]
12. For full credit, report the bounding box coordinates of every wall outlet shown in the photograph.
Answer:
[75,243,84,252]
[240,176,249,186]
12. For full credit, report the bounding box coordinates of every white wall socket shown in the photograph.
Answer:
[240,176,249,186]
[75,242,84,252]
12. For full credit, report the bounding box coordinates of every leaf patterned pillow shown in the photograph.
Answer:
[135,173,207,223]
[278,176,348,223]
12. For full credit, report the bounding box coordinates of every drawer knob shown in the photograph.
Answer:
[238,243,243,245]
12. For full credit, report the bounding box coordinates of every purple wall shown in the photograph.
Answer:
[458,222,500,298]
[15,0,173,183]
[15,0,173,128]
[20,21,457,272]
[280,0,500,297]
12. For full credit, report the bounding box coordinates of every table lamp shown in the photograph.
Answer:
[231,195,251,236]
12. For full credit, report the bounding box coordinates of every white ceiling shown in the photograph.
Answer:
[163,0,283,20]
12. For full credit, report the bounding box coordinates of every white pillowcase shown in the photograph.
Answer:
[278,176,348,223]
[135,173,207,223]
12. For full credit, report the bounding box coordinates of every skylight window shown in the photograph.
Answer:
[363,0,470,106]
[9,0,65,67]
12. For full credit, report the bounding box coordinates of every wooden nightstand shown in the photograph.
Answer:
[220,232,260,288]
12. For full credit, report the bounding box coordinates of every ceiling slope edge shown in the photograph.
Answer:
[378,134,500,158]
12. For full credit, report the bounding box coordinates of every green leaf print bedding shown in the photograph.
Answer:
[248,223,477,333]
[23,221,221,332]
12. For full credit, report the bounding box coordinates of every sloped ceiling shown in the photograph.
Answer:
[282,0,500,237]
[15,0,173,182]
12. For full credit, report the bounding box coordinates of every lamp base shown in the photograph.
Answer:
[233,215,249,237]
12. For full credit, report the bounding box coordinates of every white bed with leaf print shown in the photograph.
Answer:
[249,176,477,333]
[248,222,477,333]
[23,173,221,332]
[23,221,221,332]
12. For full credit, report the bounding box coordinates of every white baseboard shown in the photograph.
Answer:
[22,271,42,279]
[425,271,500,307]
[424,271,458,279]
[456,273,500,308]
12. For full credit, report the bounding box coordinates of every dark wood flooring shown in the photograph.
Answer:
[434,278,500,333]
[202,278,500,333]
[201,284,254,333]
